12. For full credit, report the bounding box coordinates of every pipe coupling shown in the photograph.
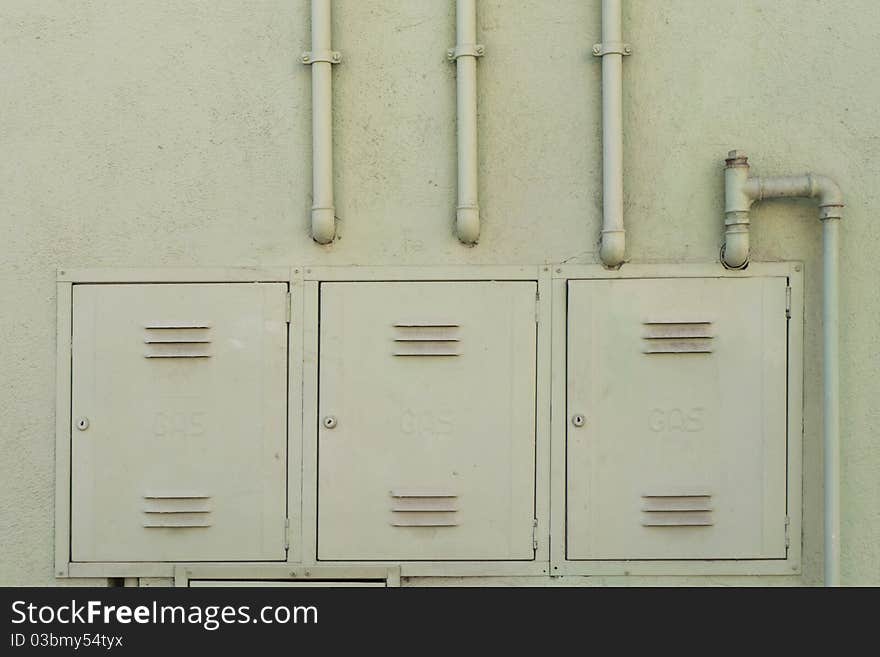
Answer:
[724,150,749,168]
[724,210,751,228]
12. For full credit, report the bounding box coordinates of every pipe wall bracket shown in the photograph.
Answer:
[447,44,485,61]
[301,50,342,65]
[592,41,632,57]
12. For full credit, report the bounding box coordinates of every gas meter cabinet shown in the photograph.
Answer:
[54,264,801,582]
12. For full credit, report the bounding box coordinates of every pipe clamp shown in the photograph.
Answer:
[301,50,342,65]
[447,44,485,61]
[592,41,632,57]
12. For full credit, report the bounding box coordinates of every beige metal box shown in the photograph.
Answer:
[53,265,799,580]
[565,276,789,561]
[69,283,288,562]
[317,281,538,561]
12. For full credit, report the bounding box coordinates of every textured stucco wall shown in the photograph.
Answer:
[1,0,877,585]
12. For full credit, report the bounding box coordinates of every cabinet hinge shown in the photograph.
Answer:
[286,292,292,324]
[784,515,791,548]
[785,286,791,319]
[532,518,539,551]
[284,518,290,551]
[535,292,540,324]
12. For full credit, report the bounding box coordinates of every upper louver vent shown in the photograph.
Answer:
[392,322,460,357]
[642,319,713,354]
[144,322,212,358]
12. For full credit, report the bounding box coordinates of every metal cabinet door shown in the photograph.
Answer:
[566,277,788,560]
[318,281,537,561]
[71,283,288,562]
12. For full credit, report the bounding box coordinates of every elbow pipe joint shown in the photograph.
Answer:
[811,174,844,220]
[311,207,336,245]
[456,206,480,245]
[599,229,626,268]
[721,212,750,270]
[721,150,844,267]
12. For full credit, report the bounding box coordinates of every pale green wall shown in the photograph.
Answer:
[1,0,877,585]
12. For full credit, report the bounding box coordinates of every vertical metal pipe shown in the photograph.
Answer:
[454,0,481,244]
[721,152,844,585]
[309,0,336,244]
[823,217,841,586]
[722,151,752,269]
[598,0,626,267]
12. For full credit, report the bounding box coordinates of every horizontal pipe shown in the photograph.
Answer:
[748,174,844,214]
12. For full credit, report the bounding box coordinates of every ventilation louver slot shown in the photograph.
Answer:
[142,494,212,528]
[390,490,458,526]
[641,494,713,526]
[392,323,460,357]
[642,320,713,354]
[144,322,212,358]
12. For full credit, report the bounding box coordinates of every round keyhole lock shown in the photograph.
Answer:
[571,414,586,428]
[322,416,338,429]
[75,417,90,431]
